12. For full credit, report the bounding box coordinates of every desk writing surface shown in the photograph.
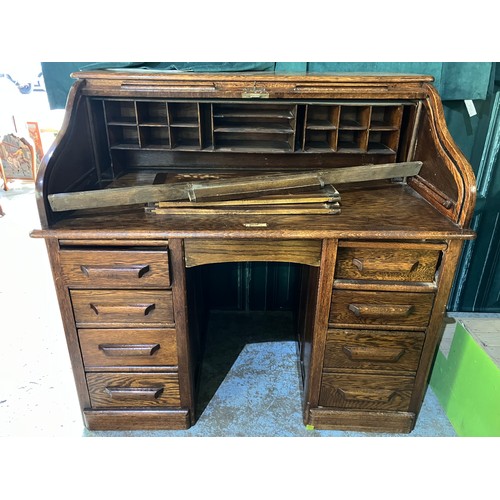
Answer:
[38,182,472,240]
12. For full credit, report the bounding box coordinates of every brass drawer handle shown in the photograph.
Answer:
[348,303,415,318]
[338,388,396,403]
[351,258,419,273]
[99,343,161,357]
[80,264,150,279]
[104,386,164,401]
[342,346,405,363]
[89,303,156,316]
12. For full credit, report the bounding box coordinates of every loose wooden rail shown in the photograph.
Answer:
[48,161,422,212]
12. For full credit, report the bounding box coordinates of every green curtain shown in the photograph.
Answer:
[306,62,493,100]
[41,62,275,109]
[41,61,494,109]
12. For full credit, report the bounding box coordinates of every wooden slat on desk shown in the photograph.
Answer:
[33,184,476,241]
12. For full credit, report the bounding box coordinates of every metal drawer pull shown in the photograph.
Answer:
[348,303,414,318]
[105,386,164,400]
[342,346,405,362]
[89,303,156,316]
[351,258,419,273]
[338,388,397,403]
[80,264,150,279]
[99,343,161,357]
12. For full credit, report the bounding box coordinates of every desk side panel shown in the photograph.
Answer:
[410,84,476,227]
[35,80,105,228]
[44,238,91,414]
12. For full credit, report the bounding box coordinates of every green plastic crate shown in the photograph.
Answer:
[430,322,500,437]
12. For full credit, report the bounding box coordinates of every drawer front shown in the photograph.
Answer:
[335,246,440,282]
[319,373,414,411]
[71,290,174,327]
[79,328,178,368]
[324,329,424,372]
[59,250,170,288]
[87,372,181,408]
[329,290,434,328]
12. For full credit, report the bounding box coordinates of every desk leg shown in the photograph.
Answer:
[302,239,338,424]
[169,238,196,426]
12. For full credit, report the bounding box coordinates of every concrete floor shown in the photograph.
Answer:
[0,181,460,437]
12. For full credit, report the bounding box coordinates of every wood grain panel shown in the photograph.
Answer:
[184,238,322,267]
[83,408,190,430]
[32,184,474,241]
[303,239,338,416]
[71,290,174,327]
[329,290,434,328]
[324,329,424,372]
[168,238,196,419]
[44,238,91,408]
[319,373,415,411]
[79,328,178,368]
[60,249,170,287]
[409,239,465,412]
[308,408,415,433]
[335,246,440,282]
[87,372,180,407]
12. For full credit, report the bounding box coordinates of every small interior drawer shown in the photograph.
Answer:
[71,290,174,327]
[79,328,178,368]
[319,373,414,411]
[324,329,424,372]
[335,243,441,282]
[59,249,170,288]
[329,290,434,328]
[87,372,181,408]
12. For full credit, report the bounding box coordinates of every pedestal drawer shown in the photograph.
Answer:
[60,249,170,288]
[71,290,174,327]
[87,373,181,408]
[329,290,434,328]
[324,329,424,372]
[335,244,441,282]
[319,373,414,411]
[79,328,178,368]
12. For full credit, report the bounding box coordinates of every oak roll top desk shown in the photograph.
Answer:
[31,71,476,433]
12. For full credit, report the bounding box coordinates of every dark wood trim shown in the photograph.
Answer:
[74,71,435,83]
[184,238,322,268]
[309,408,415,433]
[30,228,476,241]
[168,238,195,425]
[45,238,91,410]
[409,239,464,412]
[35,80,86,228]
[409,85,477,227]
[303,239,337,422]
[83,408,190,430]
